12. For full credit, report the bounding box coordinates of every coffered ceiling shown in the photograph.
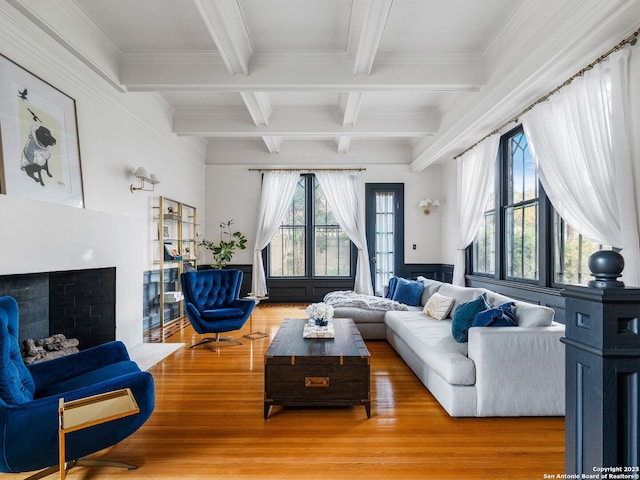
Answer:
[6,0,640,169]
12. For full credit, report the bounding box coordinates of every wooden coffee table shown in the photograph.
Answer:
[264,318,371,419]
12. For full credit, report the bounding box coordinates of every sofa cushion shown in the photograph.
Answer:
[438,284,483,314]
[333,306,387,325]
[35,360,142,398]
[472,302,517,327]
[385,311,475,386]
[513,302,555,327]
[423,292,454,320]
[482,290,515,308]
[451,293,490,343]
[417,277,444,306]
[385,276,399,299]
[392,278,424,306]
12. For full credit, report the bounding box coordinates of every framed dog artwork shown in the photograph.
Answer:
[0,53,84,208]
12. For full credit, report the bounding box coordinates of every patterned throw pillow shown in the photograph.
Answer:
[423,292,455,320]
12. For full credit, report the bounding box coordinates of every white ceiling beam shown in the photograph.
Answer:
[5,0,125,91]
[262,136,283,153]
[239,92,284,153]
[337,92,365,154]
[240,92,273,125]
[120,52,485,92]
[336,136,352,153]
[173,109,440,137]
[339,92,365,126]
[193,0,253,75]
[408,0,637,171]
[347,0,394,75]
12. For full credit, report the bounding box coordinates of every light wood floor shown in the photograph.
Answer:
[14,304,565,479]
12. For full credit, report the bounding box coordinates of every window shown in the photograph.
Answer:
[472,176,495,275]
[554,214,610,285]
[269,175,353,278]
[314,180,352,276]
[471,125,609,287]
[504,131,538,281]
[269,176,306,277]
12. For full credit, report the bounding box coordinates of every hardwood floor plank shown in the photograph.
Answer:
[9,304,564,479]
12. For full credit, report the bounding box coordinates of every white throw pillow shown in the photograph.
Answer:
[423,292,455,320]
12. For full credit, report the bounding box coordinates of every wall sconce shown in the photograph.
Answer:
[130,167,160,193]
[419,197,440,215]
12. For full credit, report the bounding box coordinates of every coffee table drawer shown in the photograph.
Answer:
[265,363,370,403]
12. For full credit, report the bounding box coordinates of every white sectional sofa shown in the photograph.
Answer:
[326,278,565,417]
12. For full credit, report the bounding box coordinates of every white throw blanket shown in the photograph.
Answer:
[323,291,409,311]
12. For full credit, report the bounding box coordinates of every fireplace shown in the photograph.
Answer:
[0,267,116,349]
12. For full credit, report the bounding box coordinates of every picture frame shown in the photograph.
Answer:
[0,53,84,208]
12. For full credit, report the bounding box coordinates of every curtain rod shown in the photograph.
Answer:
[453,26,640,160]
[248,167,366,172]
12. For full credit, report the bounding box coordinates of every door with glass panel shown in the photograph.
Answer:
[366,184,404,296]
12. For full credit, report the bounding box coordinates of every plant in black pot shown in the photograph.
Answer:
[198,220,247,269]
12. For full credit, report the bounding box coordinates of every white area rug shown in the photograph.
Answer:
[128,342,184,371]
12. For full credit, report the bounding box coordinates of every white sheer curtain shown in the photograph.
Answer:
[315,171,374,295]
[251,171,299,297]
[453,135,500,286]
[521,49,640,286]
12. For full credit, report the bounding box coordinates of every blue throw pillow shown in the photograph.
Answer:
[472,302,517,327]
[385,276,399,299]
[391,277,424,306]
[451,293,489,343]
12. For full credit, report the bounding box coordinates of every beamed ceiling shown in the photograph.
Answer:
[6,0,640,169]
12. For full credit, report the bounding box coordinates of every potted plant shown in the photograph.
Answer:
[198,220,247,269]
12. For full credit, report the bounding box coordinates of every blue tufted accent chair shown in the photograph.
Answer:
[180,269,256,348]
[0,296,155,479]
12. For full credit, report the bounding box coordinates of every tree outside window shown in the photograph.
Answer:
[269,175,352,278]
[471,126,609,287]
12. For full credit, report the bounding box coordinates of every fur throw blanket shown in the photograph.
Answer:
[323,291,409,311]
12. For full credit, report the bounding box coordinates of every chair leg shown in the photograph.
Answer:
[215,332,242,345]
[22,465,58,480]
[23,458,136,480]
[75,458,137,470]
[190,334,242,349]
[189,337,217,348]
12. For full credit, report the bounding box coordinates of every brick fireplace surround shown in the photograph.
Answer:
[0,267,116,349]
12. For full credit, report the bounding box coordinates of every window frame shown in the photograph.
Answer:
[469,125,555,288]
[267,174,356,281]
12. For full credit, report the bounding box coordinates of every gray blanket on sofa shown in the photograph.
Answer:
[323,291,409,311]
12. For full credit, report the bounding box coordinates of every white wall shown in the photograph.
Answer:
[0,4,206,348]
[362,164,443,264]
[439,160,458,266]
[203,163,443,267]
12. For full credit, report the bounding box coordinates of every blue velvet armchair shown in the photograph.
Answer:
[0,296,155,479]
[180,269,256,348]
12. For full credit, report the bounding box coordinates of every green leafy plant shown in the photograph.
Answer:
[198,220,247,269]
